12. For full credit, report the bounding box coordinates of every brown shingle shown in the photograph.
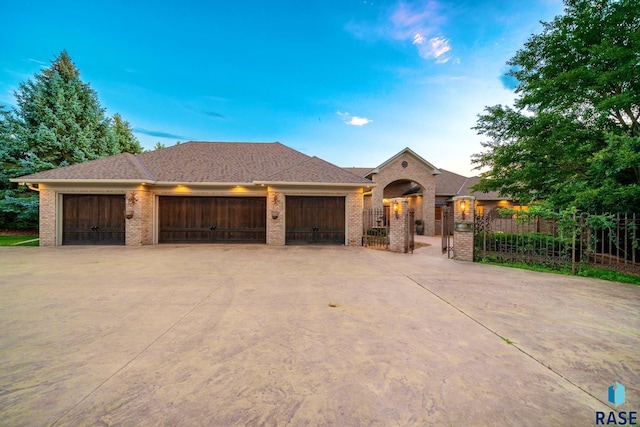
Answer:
[15,153,153,181]
[435,169,468,196]
[263,157,372,184]
[14,141,371,185]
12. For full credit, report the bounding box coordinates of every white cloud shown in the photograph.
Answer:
[415,36,452,62]
[346,1,457,64]
[337,111,373,126]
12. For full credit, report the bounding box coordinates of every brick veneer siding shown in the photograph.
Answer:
[346,192,364,246]
[389,198,409,253]
[125,190,154,246]
[39,188,57,246]
[452,196,475,261]
[266,190,285,245]
[371,152,437,236]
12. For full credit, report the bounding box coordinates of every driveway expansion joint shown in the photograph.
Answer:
[49,284,225,426]
[406,275,610,410]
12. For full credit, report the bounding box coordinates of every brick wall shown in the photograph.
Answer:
[370,152,437,236]
[266,190,285,245]
[346,192,364,246]
[125,190,154,246]
[389,198,409,253]
[38,188,56,246]
[452,196,476,261]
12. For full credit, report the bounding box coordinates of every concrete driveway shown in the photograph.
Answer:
[0,244,638,426]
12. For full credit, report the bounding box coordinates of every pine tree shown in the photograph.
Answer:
[0,50,141,228]
[112,113,143,154]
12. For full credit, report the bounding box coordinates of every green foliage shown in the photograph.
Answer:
[472,0,640,213]
[0,51,140,228]
[112,113,143,154]
[476,231,573,261]
[153,142,166,151]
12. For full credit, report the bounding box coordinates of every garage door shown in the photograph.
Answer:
[158,197,266,243]
[62,194,125,245]
[285,196,345,245]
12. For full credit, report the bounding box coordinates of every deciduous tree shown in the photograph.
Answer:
[472,0,640,213]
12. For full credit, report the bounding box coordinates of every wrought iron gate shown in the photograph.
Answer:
[441,206,453,258]
[363,208,389,249]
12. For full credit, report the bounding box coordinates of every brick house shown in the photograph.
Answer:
[12,142,511,246]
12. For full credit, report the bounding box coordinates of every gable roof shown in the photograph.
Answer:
[342,166,509,200]
[371,147,440,175]
[13,141,372,186]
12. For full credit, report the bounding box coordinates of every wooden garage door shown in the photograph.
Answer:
[286,196,345,245]
[158,196,266,243]
[62,195,126,245]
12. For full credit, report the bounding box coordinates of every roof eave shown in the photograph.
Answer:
[253,180,375,188]
[10,178,155,184]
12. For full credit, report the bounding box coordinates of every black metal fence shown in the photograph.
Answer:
[363,207,389,249]
[474,212,640,276]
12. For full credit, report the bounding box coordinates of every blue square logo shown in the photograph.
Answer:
[608,382,625,407]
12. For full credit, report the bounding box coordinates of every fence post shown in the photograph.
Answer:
[452,196,476,261]
[389,198,410,253]
[571,212,577,275]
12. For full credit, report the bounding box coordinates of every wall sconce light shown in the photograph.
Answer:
[393,202,400,219]
[125,210,134,220]
[459,200,466,220]
[271,210,280,220]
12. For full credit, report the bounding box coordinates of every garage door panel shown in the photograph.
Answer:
[63,195,125,245]
[286,196,345,245]
[158,197,266,243]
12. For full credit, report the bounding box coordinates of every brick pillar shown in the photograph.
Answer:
[452,196,475,261]
[389,198,409,253]
[266,190,284,245]
[125,189,153,246]
[346,192,364,246]
[39,188,57,246]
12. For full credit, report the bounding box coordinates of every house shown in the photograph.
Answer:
[12,142,373,246]
[12,142,513,246]
[344,148,517,235]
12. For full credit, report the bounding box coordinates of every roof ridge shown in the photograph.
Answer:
[131,153,156,181]
[457,177,470,196]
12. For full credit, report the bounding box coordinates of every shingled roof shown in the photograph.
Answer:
[342,166,508,200]
[14,141,372,186]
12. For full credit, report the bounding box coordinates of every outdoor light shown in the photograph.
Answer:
[459,200,466,220]
[393,202,399,219]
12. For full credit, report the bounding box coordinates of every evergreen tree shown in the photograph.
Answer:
[0,50,140,228]
[112,113,143,154]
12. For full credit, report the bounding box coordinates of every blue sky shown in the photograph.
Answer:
[1,0,564,176]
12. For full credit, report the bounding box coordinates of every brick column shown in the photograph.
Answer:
[346,192,364,246]
[452,196,476,261]
[266,190,285,245]
[39,188,57,246]
[389,198,409,253]
[125,189,153,246]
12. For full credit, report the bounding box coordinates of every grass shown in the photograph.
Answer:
[477,258,640,286]
[0,235,39,246]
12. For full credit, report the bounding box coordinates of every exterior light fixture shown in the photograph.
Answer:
[393,201,400,219]
[271,211,280,220]
[459,200,466,220]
